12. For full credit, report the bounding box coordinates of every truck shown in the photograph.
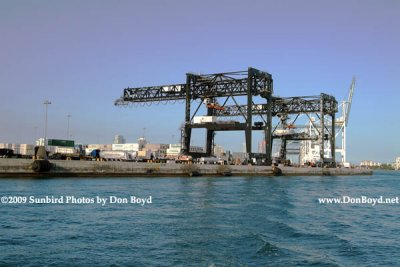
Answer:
[99,150,132,161]
[0,148,14,158]
[198,157,219,164]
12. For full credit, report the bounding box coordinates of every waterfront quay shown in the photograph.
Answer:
[0,159,372,178]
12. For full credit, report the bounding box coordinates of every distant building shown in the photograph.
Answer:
[214,145,225,158]
[395,157,400,170]
[360,160,381,167]
[114,135,125,144]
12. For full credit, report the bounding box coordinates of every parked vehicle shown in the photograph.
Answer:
[175,155,193,164]
[0,149,14,158]
[198,157,219,164]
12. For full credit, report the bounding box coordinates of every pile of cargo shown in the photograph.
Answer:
[0,143,34,158]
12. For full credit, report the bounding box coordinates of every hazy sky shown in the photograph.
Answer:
[1,0,399,163]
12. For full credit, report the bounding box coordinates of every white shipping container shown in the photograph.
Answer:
[55,147,75,154]
[193,116,217,124]
[19,144,34,149]
[47,146,57,154]
[18,148,34,156]
[112,143,139,151]
[87,144,113,150]
[100,150,131,160]
[167,148,181,155]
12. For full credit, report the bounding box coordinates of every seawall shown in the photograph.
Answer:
[0,159,373,178]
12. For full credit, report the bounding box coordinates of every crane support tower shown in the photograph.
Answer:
[115,67,338,166]
[335,77,355,164]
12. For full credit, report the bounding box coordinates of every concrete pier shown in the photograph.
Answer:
[0,159,373,178]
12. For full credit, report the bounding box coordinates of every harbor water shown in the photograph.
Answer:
[1,171,399,266]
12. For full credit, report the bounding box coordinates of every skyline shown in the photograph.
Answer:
[1,0,399,163]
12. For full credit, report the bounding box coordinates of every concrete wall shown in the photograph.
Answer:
[0,159,372,178]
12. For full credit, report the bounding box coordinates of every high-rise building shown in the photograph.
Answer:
[114,135,125,144]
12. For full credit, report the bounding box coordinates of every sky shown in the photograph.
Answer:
[0,0,399,163]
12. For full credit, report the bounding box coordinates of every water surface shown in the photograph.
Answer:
[1,171,399,266]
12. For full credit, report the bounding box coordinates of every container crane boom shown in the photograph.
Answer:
[345,77,355,126]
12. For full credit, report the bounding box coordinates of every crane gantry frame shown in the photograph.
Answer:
[115,67,338,165]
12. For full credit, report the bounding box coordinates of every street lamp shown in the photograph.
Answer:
[142,127,146,138]
[67,114,71,139]
[43,100,51,147]
[34,126,38,143]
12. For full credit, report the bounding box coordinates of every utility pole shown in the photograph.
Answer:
[43,100,51,147]
[34,126,38,144]
[67,114,71,139]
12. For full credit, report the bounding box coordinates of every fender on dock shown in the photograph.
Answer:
[31,160,52,173]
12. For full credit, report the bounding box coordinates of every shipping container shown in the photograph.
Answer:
[87,144,113,150]
[99,150,131,161]
[112,143,139,151]
[167,148,181,154]
[0,143,13,149]
[137,150,152,158]
[47,139,75,147]
[193,116,217,124]
[55,147,75,154]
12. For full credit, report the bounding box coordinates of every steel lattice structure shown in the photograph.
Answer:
[115,67,338,165]
[115,69,273,104]
[213,94,337,117]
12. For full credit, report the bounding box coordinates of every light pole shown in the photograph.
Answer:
[34,126,38,144]
[67,114,71,139]
[43,100,51,147]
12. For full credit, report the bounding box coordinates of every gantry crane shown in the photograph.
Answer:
[115,67,338,165]
[335,77,355,163]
